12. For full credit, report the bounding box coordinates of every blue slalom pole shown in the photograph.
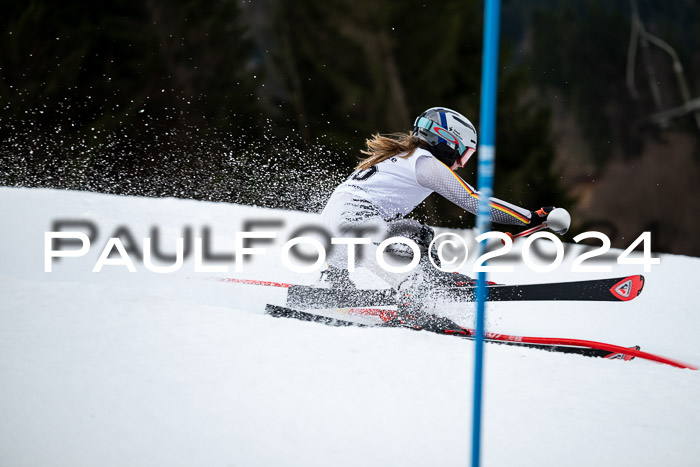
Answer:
[472,0,501,466]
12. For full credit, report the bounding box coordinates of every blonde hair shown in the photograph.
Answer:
[356,132,423,170]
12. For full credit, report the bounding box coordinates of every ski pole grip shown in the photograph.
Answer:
[547,208,571,234]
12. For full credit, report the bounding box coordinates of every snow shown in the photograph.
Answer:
[1,186,699,467]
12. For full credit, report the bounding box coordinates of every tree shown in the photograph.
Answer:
[270,0,564,226]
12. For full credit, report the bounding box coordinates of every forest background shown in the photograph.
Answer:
[2,0,699,255]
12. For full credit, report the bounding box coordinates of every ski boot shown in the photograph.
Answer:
[386,271,469,335]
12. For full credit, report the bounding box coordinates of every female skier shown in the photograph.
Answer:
[319,107,566,327]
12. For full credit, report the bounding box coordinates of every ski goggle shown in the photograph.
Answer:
[415,117,476,167]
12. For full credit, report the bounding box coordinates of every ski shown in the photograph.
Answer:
[265,305,697,370]
[265,305,621,358]
[285,275,645,309]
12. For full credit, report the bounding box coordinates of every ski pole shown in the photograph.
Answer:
[501,222,549,244]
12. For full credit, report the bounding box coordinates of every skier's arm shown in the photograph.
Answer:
[415,155,532,226]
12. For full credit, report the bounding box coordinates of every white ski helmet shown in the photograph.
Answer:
[413,107,477,168]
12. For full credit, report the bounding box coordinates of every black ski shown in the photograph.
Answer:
[286,275,645,309]
[265,305,635,360]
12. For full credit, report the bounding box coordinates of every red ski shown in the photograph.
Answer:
[265,305,697,370]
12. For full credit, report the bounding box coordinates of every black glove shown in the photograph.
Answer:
[528,206,555,227]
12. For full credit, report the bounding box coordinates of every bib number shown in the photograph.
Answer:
[351,165,378,181]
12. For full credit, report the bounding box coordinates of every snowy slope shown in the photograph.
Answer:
[1,187,699,467]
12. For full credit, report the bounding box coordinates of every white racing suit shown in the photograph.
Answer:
[320,148,532,289]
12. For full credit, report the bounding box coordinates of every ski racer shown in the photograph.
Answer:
[319,107,567,327]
